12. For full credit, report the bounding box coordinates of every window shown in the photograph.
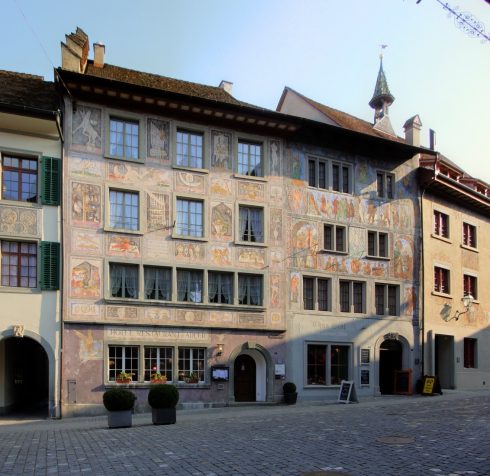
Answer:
[324,224,347,253]
[239,206,264,243]
[307,343,349,386]
[109,190,139,231]
[176,129,203,168]
[110,263,138,298]
[463,274,477,300]
[434,266,450,294]
[109,117,139,160]
[108,345,139,381]
[303,276,331,311]
[176,198,204,238]
[376,171,394,199]
[178,347,205,383]
[177,269,203,303]
[463,338,477,369]
[434,211,449,238]
[144,266,171,300]
[1,241,37,288]
[332,163,351,193]
[144,346,173,382]
[462,222,477,248]
[1,156,37,202]
[375,284,399,316]
[237,140,263,177]
[308,157,328,189]
[339,280,365,313]
[208,271,233,304]
[367,231,388,258]
[238,274,263,306]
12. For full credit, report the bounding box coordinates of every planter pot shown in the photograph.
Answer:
[152,407,176,425]
[284,392,298,405]
[116,379,132,384]
[107,410,132,428]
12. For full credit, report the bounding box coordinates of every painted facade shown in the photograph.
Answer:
[0,72,62,416]
[420,156,490,390]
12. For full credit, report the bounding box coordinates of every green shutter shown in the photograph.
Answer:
[41,156,60,206]
[40,241,60,290]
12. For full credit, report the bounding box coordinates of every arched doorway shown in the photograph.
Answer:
[234,354,256,402]
[2,337,49,415]
[379,339,402,395]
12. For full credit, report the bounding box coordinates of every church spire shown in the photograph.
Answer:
[369,52,395,135]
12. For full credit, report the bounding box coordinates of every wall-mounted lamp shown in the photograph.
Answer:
[442,294,474,322]
[216,343,224,356]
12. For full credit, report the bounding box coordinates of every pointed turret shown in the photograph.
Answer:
[369,55,395,135]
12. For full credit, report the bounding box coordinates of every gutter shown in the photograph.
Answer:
[0,101,60,121]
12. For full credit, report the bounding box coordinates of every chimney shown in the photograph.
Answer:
[219,80,233,95]
[403,115,422,147]
[429,129,436,150]
[93,42,105,68]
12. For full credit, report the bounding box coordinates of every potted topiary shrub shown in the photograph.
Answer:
[148,384,179,425]
[283,381,298,405]
[103,387,136,428]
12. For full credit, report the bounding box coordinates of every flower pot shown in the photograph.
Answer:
[151,407,176,425]
[284,392,298,405]
[116,378,132,384]
[107,410,132,428]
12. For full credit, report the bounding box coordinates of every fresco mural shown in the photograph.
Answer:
[394,235,414,280]
[269,140,281,176]
[402,285,416,316]
[69,154,103,179]
[270,208,283,244]
[175,242,205,262]
[285,146,302,180]
[177,310,204,323]
[211,131,232,169]
[175,171,206,194]
[144,308,172,321]
[236,248,266,268]
[108,161,171,187]
[211,202,232,241]
[74,329,103,362]
[210,178,232,196]
[308,190,358,222]
[147,118,170,161]
[72,229,103,255]
[290,221,319,268]
[210,246,231,266]
[0,206,38,236]
[70,259,101,299]
[287,186,306,214]
[270,185,284,205]
[147,192,170,232]
[106,306,139,320]
[107,235,141,258]
[237,181,265,201]
[290,271,301,303]
[70,302,101,319]
[270,274,281,308]
[71,182,101,228]
[143,239,171,260]
[71,106,102,152]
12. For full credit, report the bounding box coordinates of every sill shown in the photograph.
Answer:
[0,199,40,208]
[104,154,143,164]
[104,227,144,236]
[105,382,211,389]
[365,255,391,261]
[460,244,478,253]
[172,165,209,174]
[233,173,267,182]
[234,240,267,248]
[431,291,452,299]
[431,233,451,244]
[304,384,341,388]
[303,309,333,314]
[0,286,40,294]
[321,249,348,255]
[172,234,208,242]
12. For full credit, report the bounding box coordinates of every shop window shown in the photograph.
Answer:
[178,347,205,383]
[144,346,173,382]
[108,345,139,381]
[306,343,350,386]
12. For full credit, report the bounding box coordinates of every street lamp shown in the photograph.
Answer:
[443,294,474,322]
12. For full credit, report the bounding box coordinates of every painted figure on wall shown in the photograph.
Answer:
[290,272,300,303]
[211,202,232,241]
[176,172,205,194]
[394,236,414,280]
[70,261,101,298]
[74,329,103,362]
[270,208,283,243]
[270,274,281,308]
[147,118,169,160]
[291,221,318,268]
[211,178,232,196]
[211,131,231,169]
[72,106,102,150]
[71,182,101,227]
[270,140,281,176]
[107,235,140,257]
[147,192,170,232]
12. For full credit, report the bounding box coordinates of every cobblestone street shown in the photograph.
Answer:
[1,390,489,476]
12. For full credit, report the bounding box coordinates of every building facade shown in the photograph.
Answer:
[0,71,62,416]
[420,155,490,390]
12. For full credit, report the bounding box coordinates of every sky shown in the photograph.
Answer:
[2,0,490,182]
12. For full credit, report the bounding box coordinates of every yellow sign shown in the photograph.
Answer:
[422,376,436,395]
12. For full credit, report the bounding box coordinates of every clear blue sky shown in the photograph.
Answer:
[3,0,489,182]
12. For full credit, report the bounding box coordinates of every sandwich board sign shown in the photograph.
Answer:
[337,380,359,404]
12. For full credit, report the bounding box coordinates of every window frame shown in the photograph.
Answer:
[303,275,332,312]
[307,155,353,194]
[175,128,205,170]
[107,187,141,233]
[323,223,348,253]
[109,262,139,299]
[144,265,172,301]
[234,134,267,180]
[374,283,400,316]
[236,203,266,245]
[177,268,204,303]
[106,113,142,162]
[463,338,477,369]
[305,342,351,386]
[178,347,206,383]
[144,346,174,382]
[463,273,477,300]
[237,273,264,306]
[1,240,38,289]
[108,345,140,382]
[208,270,234,304]
[1,154,38,203]
[376,170,395,199]
[434,266,450,295]
[462,222,477,249]
[172,123,209,171]
[173,195,206,240]
[367,230,389,259]
[339,279,366,314]
[433,210,450,239]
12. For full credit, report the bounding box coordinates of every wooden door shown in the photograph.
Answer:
[234,354,256,402]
